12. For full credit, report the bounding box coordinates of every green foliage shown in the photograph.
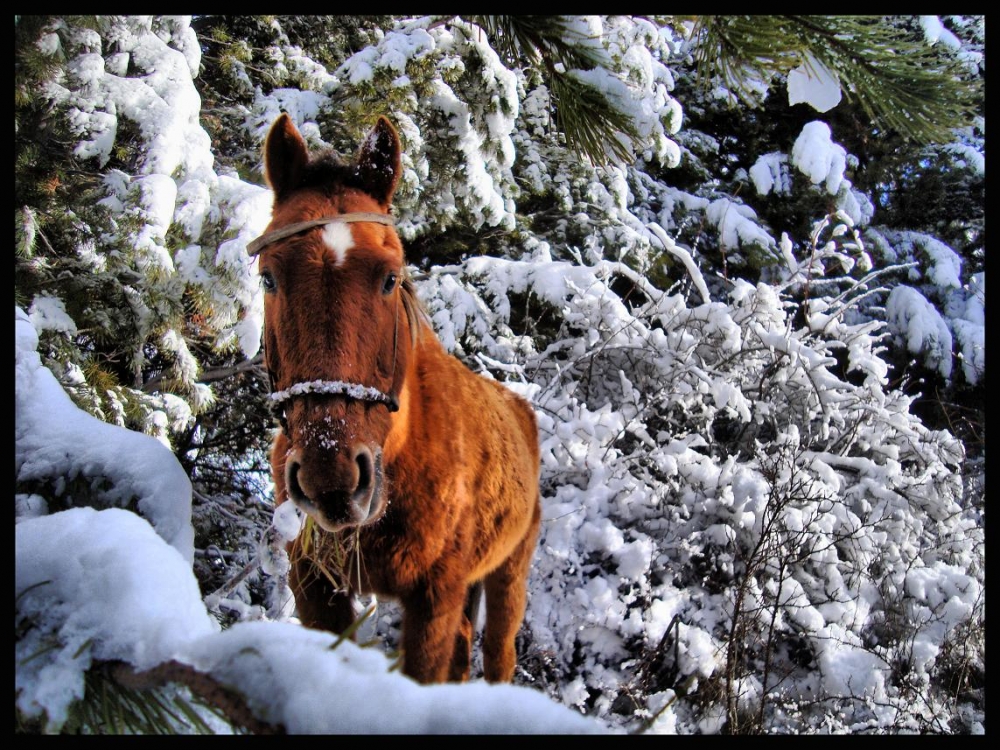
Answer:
[54,670,220,735]
[866,148,985,269]
[192,15,394,173]
[15,17,157,423]
[691,15,982,145]
[472,15,642,164]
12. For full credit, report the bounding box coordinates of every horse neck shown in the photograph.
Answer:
[383,318,441,463]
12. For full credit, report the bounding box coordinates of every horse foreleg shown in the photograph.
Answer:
[482,501,541,682]
[447,582,483,682]
[448,611,473,682]
[400,580,467,684]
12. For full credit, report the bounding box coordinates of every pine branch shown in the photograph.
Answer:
[470,15,641,164]
[109,660,281,734]
[692,15,981,144]
[470,15,606,71]
[142,353,265,393]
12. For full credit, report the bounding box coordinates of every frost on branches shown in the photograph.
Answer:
[421,219,981,732]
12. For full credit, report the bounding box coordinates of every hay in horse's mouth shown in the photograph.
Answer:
[292,516,364,596]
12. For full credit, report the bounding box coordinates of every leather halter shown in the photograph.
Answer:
[249,212,402,431]
[246,212,396,256]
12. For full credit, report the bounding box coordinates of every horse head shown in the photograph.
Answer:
[254,114,415,531]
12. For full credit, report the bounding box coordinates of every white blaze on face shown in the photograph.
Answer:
[321,222,355,266]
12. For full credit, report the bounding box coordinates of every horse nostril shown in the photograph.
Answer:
[286,458,306,504]
[354,446,374,493]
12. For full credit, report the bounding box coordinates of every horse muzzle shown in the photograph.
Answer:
[284,443,386,531]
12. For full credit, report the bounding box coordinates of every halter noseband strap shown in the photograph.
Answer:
[269,380,399,412]
[246,212,396,257]
[250,212,402,430]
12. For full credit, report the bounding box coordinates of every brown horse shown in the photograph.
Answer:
[251,113,541,684]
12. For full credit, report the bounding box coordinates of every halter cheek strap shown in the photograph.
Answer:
[251,212,402,432]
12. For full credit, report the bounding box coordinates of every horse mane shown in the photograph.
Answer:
[399,272,429,348]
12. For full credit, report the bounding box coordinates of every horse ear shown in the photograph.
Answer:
[263,113,310,200]
[352,116,402,206]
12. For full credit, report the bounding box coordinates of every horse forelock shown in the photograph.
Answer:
[295,152,355,197]
[281,150,396,208]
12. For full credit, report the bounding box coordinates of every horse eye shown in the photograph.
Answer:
[382,272,398,295]
[261,271,277,293]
